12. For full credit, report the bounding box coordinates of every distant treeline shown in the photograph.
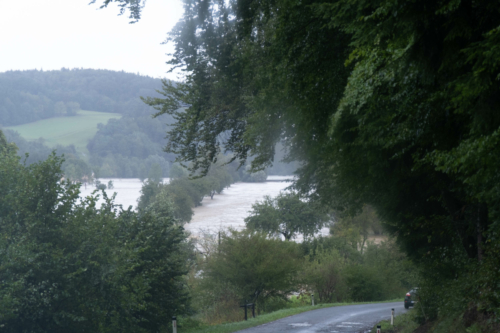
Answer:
[0,68,165,126]
[87,116,176,178]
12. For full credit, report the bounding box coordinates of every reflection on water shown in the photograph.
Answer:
[78,176,330,239]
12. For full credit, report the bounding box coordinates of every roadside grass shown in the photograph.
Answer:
[370,309,419,333]
[180,299,404,333]
[5,110,121,153]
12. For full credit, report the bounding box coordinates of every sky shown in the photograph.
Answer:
[0,0,184,80]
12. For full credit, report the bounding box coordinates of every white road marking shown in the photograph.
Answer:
[289,322,312,327]
[336,325,353,328]
[342,322,363,325]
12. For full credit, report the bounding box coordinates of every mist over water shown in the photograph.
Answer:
[78,176,330,239]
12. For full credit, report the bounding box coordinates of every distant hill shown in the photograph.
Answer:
[1,68,294,178]
[0,68,165,126]
[1,69,176,179]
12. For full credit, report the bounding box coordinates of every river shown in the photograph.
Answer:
[78,176,330,239]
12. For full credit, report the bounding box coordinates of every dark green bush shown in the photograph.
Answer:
[0,141,192,332]
[344,265,384,302]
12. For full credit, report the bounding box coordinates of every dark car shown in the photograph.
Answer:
[404,288,418,309]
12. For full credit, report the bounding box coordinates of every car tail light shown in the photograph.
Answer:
[406,293,411,297]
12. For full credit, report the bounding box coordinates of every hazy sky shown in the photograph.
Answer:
[0,0,184,80]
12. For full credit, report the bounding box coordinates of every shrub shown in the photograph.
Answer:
[0,149,192,332]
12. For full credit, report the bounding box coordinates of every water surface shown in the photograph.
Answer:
[78,176,329,239]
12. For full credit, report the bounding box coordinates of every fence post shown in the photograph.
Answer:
[252,303,255,318]
[391,308,394,325]
[172,316,177,333]
[377,324,381,333]
[311,294,315,306]
[244,300,248,321]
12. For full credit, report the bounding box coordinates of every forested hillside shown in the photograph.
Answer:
[0,68,163,126]
[0,69,178,178]
[1,68,294,178]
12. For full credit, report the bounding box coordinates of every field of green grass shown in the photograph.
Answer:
[5,110,121,153]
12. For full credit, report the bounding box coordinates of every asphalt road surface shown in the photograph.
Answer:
[236,301,407,333]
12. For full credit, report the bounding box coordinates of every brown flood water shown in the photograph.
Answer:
[79,176,330,240]
[186,176,330,240]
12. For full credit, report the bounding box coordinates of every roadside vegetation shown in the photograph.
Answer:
[371,311,419,333]
[174,215,414,328]
[182,299,404,333]
[373,303,500,333]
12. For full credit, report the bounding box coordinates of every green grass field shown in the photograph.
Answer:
[5,110,121,152]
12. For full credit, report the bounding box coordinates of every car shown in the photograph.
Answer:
[404,288,418,309]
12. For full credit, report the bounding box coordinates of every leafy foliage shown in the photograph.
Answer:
[245,192,330,240]
[202,230,302,304]
[331,205,383,254]
[137,159,236,223]
[110,0,500,321]
[0,133,192,332]
[3,129,93,183]
[301,248,348,303]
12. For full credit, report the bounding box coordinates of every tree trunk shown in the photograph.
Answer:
[360,235,367,255]
[477,204,487,262]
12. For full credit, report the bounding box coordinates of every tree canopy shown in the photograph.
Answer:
[99,0,500,319]
[245,192,329,240]
[0,130,193,332]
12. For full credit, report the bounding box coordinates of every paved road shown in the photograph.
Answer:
[236,302,406,333]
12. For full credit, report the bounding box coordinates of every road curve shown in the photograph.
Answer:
[236,301,407,333]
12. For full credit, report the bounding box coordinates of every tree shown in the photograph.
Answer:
[138,161,235,223]
[169,163,188,179]
[0,129,16,155]
[65,101,80,116]
[301,248,347,303]
[331,205,382,254]
[97,0,500,320]
[241,165,267,182]
[245,192,330,241]
[54,101,67,116]
[202,230,302,304]
[0,138,192,332]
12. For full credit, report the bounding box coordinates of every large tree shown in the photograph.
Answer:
[245,192,329,241]
[97,0,500,319]
[202,230,302,304]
